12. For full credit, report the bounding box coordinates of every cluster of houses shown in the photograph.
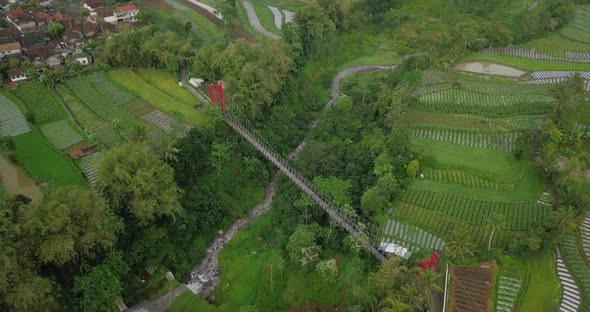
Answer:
[0,0,140,83]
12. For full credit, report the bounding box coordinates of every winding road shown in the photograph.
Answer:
[242,0,281,39]
[127,64,397,312]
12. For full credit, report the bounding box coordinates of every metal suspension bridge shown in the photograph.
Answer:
[209,82,387,262]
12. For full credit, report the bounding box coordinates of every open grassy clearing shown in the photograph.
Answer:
[13,130,86,187]
[518,253,561,311]
[13,82,64,124]
[135,69,197,106]
[109,69,209,127]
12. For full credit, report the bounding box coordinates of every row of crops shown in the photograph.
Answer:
[401,188,549,231]
[416,89,553,108]
[496,276,522,312]
[395,203,512,248]
[422,168,515,191]
[410,127,519,151]
[381,218,445,252]
[418,71,550,94]
[0,94,30,137]
[13,82,64,124]
[39,120,84,150]
[56,85,122,148]
[560,234,590,311]
[87,72,137,105]
[64,78,165,143]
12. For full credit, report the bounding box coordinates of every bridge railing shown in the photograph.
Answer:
[222,107,385,252]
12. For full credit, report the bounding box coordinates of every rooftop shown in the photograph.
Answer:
[0,40,21,52]
[114,4,139,14]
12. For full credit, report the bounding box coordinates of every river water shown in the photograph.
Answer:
[0,155,42,202]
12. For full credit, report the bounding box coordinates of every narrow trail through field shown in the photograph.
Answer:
[127,65,397,311]
[242,0,280,39]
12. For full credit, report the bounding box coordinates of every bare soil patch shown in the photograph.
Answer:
[450,263,495,312]
[454,61,526,77]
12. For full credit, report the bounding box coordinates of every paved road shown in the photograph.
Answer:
[242,0,280,39]
[268,5,283,29]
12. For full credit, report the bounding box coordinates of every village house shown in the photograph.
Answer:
[0,26,22,40]
[6,8,36,31]
[113,4,139,23]
[0,39,21,58]
[7,67,27,82]
[73,50,90,65]
[0,0,10,10]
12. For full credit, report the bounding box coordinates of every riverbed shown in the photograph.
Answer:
[0,155,42,202]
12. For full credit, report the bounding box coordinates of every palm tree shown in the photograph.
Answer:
[379,296,412,312]
[445,229,475,260]
[551,206,578,234]
[486,214,505,250]
[549,82,575,122]
[413,269,443,309]
[130,124,148,143]
[400,284,422,311]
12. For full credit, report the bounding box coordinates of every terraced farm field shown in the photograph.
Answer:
[13,82,64,124]
[561,234,590,311]
[64,77,166,142]
[0,94,30,137]
[401,188,548,231]
[12,131,86,187]
[109,69,209,126]
[86,72,137,105]
[39,120,85,150]
[56,85,122,148]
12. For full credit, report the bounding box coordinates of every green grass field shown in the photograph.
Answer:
[252,1,281,34]
[518,253,561,311]
[13,130,86,187]
[109,69,209,127]
[13,82,65,124]
[167,292,215,312]
[135,69,197,106]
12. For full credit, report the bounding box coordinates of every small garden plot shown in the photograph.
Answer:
[135,69,198,106]
[13,131,86,187]
[0,94,30,137]
[86,72,137,105]
[77,152,102,185]
[13,82,64,124]
[56,85,122,148]
[410,127,519,151]
[496,276,522,312]
[40,119,84,150]
[450,264,495,312]
[422,168,515,191]
[401,188,549,231]
[561,234,590,310]
[381,218,445,252]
